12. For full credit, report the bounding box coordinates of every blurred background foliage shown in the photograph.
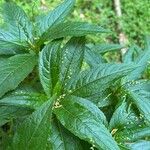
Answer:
[0,0,149,46]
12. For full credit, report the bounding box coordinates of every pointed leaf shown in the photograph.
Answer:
[47,118,83,150]
[130,127,150,141]
[84,46,106,67]
[96,90,113,107]
[92,43,123,54]
[127,140,150,150]
[128,51,150,80]
[124,81,150,123]
[116,127,150,143]
[0,29,28,55]
[109,101,135,130]
[66,63,137,98]
[124,38,150,81]
[43,22,109,41]
[2,2,33,41]
[0,91,46,109]
[0,54,37,98]
[39,40,62,97]
[54,96,119,150]
[122,45,142,63]
[36,0,75,35]
[12,96,56,150]
[68,96,108,126]
[127,89,150,123]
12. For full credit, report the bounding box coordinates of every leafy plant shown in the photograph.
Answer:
[0,1,150,150]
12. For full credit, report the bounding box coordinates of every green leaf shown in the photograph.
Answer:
[2,2,33,41]
[0,91,46,109]
[124,39,150,81]
[66,63,137,98]
[60,37,85,86]
[54,96,119,150]
[109,101,135,130]
[43,22,109,41]
[0,105,32,126]
[127,89,150,123]
[124,81,150,123]
[127,140,150,150]
[123,46,134,63]
[36,0,75,36]
[130,51,150,80]
[96,90,113,107]
[115,126,150,143]
[130,127,150,141]
[92,43,123,54]
[39,40,62,97]
[109,101,129,130]
[127,80,150,91]
[0,54,37,98]
[47,118,83,150]
[70,96,108,126]
[0,85,43,126]
[12,96,56,150]
[76,96,108,126]
[0,29,28,55]
[77,86,112,107]
[84,46,106,67]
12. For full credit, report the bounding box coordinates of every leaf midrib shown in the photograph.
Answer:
[27,100,53,148]
[69,68,130,95]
